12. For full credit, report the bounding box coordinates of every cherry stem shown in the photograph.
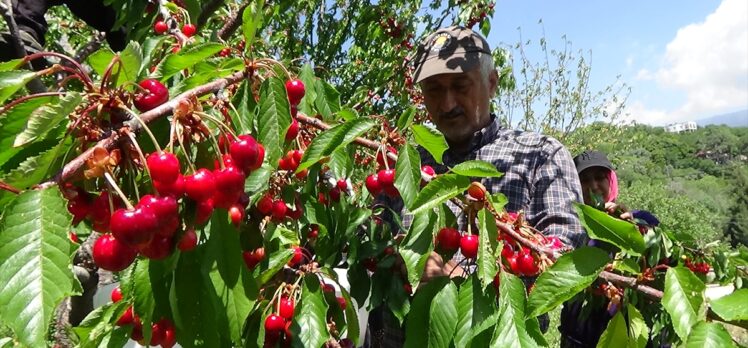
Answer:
[0,181,22,194]
[0,92,68,115]
[255,58,291,81]
[23,52,94,89]
[206,128,225,170]
[99,55,122,93]
[123,106,163,153]
[125,131,154,187]
[103,171,134,210]
[195,111,237,139]
[175,125,197,173]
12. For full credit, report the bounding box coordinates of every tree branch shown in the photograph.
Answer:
[218,2,250,40]
[196,0,225,30]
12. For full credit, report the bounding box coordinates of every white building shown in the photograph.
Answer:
[665,121,697,134]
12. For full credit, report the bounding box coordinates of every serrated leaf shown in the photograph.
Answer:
[206,213,243,287]
[596,311,628,348]
[395,143,422,209]
[0,188,78,348]
[347,264,370,309]
[404,277,450,348]
[663,266,706,340]
[685,322,736,348]
[208,266,255,344]
[241,0,265,50]
[315,79,341,120]
[527,247,610,318]
[14,92,81,146]
[400,211,437,290]
[409,174,471,215]
[627,304,648,348]
[257,77,292,165]
[292,276,330,347]
[0,96,56,166]
[0,70,38,104]
[0,59,23,72]
[244,164,271,193]
[455,276,496,348]
[614,258,641,275]
[155,43,223,79]
[173,251,221,347]
[477,210,499,289]
[337,108,358,121]
[132,259,156,342]
[575,203,646,256]
[255,248,293,285]
[396,106,417,131]
[231,80,257,135]
[140,36,168,76]
[297,118,376,172]
[328,145,353,179]
[297,64,317,117]
[428,281,458,348]
[87,48,116,77]
[451,160,503,178]
[490,272,538,348]
[115,42,143,87]
[709,288,748,321]
[412,124,448,164]
[2,137,70,190]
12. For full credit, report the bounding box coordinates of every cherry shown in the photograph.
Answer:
[493,273,500,290]
[336,297,347,310]
[285,79,305,106]
[133,79,169,112]
[138,195,179,237]
[131,320,144,341]
[229,205,244,227]
[154,21,168,34]
[243,247,265,270]
[337,179,348,191]
[376,146,397,169]
[249,144,265,171]
[365,174,381,195]
[271,199,287,222]
[384,246,395,255]
[147,151,180,184]
[184,168,216,202]
[213,166,245,208]
[377,169,395,188]
[229,134,260,173]
[256,194,274,216]
[545,236,564,250]
[149,321,165,346]
[295,168,309,180]
[436,227,461,251]
[178,228,198,251]
[91,191,119,232]
[110,206,158,247]
[517,253,539,276]
[93,234,137,272]
[467,182,486,201]
[116,306,135,326]
[138,235,173,260]
[111,286,123,303]
[288,246,304,267]
[218,47,231,57]
[265,314,286,333]
[154,173,185,198]
[69,232,80,243]
[182,23,197,37]
[329,187,341,202]
[362,257,378,272]
[67,193,91,225]
[501,242,516,259]
[195,198,214,225]
[322,283,335,293]
[317,191,328,205]
[290,105,298,118]
[460,234,479,259]
[403,283,413,294]
[160,319,177,348]
[308,224,319,239]
[421,165,435,177]
[506,255,520,274]
[279,298,295,319]
[286,118,299,141]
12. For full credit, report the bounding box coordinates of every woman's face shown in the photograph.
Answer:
[579,166,610,205]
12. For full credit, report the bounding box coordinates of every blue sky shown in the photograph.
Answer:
[485,0,748,125]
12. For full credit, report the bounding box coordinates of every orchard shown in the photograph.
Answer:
[0,1,747,348]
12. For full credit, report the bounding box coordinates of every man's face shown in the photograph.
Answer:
[420,67,497,147]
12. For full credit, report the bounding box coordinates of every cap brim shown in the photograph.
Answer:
[576,162,613,174]
[413,50,485,83]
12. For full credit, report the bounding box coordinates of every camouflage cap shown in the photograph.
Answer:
[412,26,492,83]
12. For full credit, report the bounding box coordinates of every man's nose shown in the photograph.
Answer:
[440,90,457,112]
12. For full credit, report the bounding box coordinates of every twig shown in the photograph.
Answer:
[218,2,250,40]
[0,0,47,93]
[0,180,21,194]
[196,0,225,30]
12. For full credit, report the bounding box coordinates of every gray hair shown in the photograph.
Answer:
[478,53,495,86]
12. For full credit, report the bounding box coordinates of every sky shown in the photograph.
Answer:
[486,0,748,126]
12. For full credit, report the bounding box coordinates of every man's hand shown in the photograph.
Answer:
[421,252,465,284]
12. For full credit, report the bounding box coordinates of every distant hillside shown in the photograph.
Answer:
[696,109,748,127]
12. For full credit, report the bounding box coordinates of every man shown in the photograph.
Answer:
[367,26,586,346]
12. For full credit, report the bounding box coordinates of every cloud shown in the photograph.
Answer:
[635,69,653,81]
[653,0,748,120]
[624,101,674,125]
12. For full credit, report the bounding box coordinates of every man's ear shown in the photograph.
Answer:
[488,69,499,95]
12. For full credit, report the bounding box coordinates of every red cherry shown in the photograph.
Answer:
[195,198,214,225]
[159,319,177,348]
[138,195,179,237]
[154,173,185,198]
[377,169,395,188]
[178,228,198,251]
[110,207,158,247]
[93,234,137,272]
[436,227,461,251]
[111,286,123,303]
[493,273,500,290]
[322,283,335,293]
[290,105,298,118]
[279,298,295,319]
[362,257,378,272]
[116,306,135,326]
[403,283,413,294]
[229,134,259,173]
[256,194,274,216]
[285,79,305,106]
[460,234,479,259]
[130,319,143,341]
[181,23,197,37]
[506,255,519,273]
[67,193,91,225]
[365,174,381,195]
[501,242,516,259]
[329,188,341,202]
[376,146,397,169]
[229,205,244,227]
[517,253,539,276]
[384,246,395,255]
[154,21,168,34]
[264,314,285,333]
[308,225,319,239]
[271,200,287,222]
[138,235,173,260]
[212,166,245,208]
[91,191,120,232]
[184,168,216,202]
[545,236,564,250]
[69,232,80,243]
[318,191,328,205]
[337,179,348,191]
[421,165,435,177]
[288,246,304,267]
[467,182,486,201]
[336,297,347,310]
[242,247,265,270]
[249,144,265,171]
[286,118,299,141]
[147,152,180,184]
[149,321,165,346]
[218,47,231,57]
[133,79,169,112]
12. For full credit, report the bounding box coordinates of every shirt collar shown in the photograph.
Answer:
[443,115,502,163]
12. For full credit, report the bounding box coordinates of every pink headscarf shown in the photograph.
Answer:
[607,169,619,203]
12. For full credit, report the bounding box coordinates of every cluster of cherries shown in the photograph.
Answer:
[685,258,711,274]
[111,286,177,347]
[363,146,400,197]
[153,20,197,38]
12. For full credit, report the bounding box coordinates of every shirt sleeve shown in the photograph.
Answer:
[527,140,587,249]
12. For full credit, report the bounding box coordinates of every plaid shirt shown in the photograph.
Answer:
[367,116,586,347]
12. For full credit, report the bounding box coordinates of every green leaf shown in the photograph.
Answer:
[685,322,736,348]
[451,161,503,178]
[596,311,628,348]
[14,92,81,146]
[477,210,499,289]
[292,276,330,347]
[156,43,224,79]
[132,259,156,341]
[396,106,417,131]
[709,288,748,321]
[491,272,539,348]
[140,36,168,76]
[0,96,56,166]
[230,80,257,134]
[297,118,376,172]
[395,143,422,209]
[114,42,143,87]
[613,258,641,275]
[627,304,648,348]
[87,48,115,77]
[208,266,255,344]
[206,213,243,287]
[255,248,293,285]
[387,277,411,325]
[314,79,341,120]
[404,277,450,348]
[297,64,317,116]
[337,108,358,121]
[527,247,610,318]
[257,77,292,165]
[412,124,449,164]
[662,266,706,340]
[172,251,221,347]
[0,70,38,104]
[347,264,370,309]
[409,174,471,215]
[400,211,437,290]
[2,137,71,190]
[575,203,646,256]
[428,281,459,348]
[241,0,265,50]
[328,145,353,179]
[0,59,23,72]
[0,187,78,348]
[455,276,497,348]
